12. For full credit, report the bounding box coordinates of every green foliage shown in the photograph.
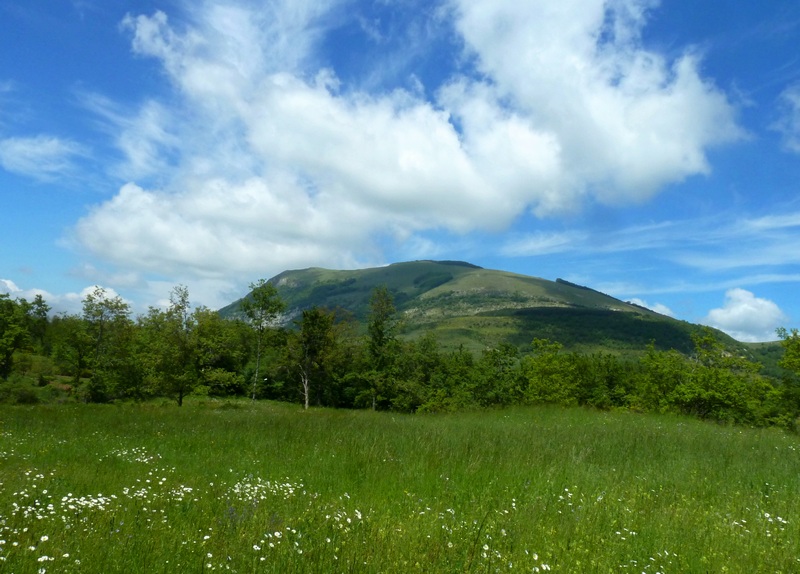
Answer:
[50,313,94,386]
[522,339,579,405]
[0,375,40,404]
[139,285,197,406]
[0,294,28,380]
[638,344,688,412]
[5,280,800,431]
[81,287,135,402]
[287,306,339,409]
[778,327,800,375]
[240,279,286,399]
[365,286,400,410]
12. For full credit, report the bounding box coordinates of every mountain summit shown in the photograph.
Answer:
[220,260,722,355]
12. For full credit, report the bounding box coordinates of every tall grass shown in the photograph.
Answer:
[1,401,799,572]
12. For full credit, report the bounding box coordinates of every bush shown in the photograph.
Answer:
[0,376,42,404]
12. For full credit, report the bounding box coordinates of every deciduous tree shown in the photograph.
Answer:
[81,287,133,401]
[366,285,399,410]
[141,285,197,406]
[289,306,336,410]
[0,294,27,380]
[240,279,285,399]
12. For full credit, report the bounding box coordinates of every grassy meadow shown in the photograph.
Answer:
[1,401,799,573]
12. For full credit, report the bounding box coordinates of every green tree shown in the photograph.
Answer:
[366,285,399,410]
[51,314,93,387]
[654,329,766,424]
[20,294,50,353]
[521,338,578,405]
[141,285,197,406]
[572,352,634,409]
[391,333,443,412]
[0,294,28,380]
[82,287,130,361]
[418,345,476,413]
[773,327,800,425]
[192,307,248,396]
[473,343,523,406]
[777,327,800,375]
[240,279,286,400]
[289,306,337,410]
[80,287,133,401]
[638,343,689,412]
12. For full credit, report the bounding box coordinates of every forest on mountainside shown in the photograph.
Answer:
[2,284,800,429]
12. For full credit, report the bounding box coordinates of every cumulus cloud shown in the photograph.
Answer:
[703,288,787,342]
[0,278,129,316]
[74,0,742,290]
[0,279,22,295]
[446,0,742,209]
[0,135,86,180]
[627,297,675,317]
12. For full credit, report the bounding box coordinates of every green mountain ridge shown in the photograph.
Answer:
[220,260,779,366]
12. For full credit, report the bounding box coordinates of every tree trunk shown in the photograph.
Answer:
[300,368,310,410]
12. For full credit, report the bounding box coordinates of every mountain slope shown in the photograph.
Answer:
[219,260,742,355]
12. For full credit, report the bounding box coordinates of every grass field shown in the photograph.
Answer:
[1,401,799,573]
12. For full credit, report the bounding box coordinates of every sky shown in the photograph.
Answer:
[2,0,800,343]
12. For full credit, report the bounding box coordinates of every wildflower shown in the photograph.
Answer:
[40,535,49,542]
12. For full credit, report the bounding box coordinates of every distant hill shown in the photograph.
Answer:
[219,260,768,358]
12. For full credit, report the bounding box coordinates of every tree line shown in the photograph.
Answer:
[2,284,800,428]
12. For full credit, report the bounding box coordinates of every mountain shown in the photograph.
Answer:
[220,260,764,358]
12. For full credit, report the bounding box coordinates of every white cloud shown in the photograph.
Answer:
[0,135,86,180]
[773,83,800,153]
[627,297,675,317]
[73,0,742,301]
[80,93,180,181]
[501,231,589,256]
[0,279,22,295]
[0,278,132,316]
[703,288,787,342]
[446,0,742,210]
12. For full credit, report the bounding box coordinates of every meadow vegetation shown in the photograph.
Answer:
[1,402,799,572]
[4,282,800,571]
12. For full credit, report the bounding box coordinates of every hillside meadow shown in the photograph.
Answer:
[1,401,799,573]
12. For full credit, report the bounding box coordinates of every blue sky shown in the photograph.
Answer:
[2,0,800,342]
